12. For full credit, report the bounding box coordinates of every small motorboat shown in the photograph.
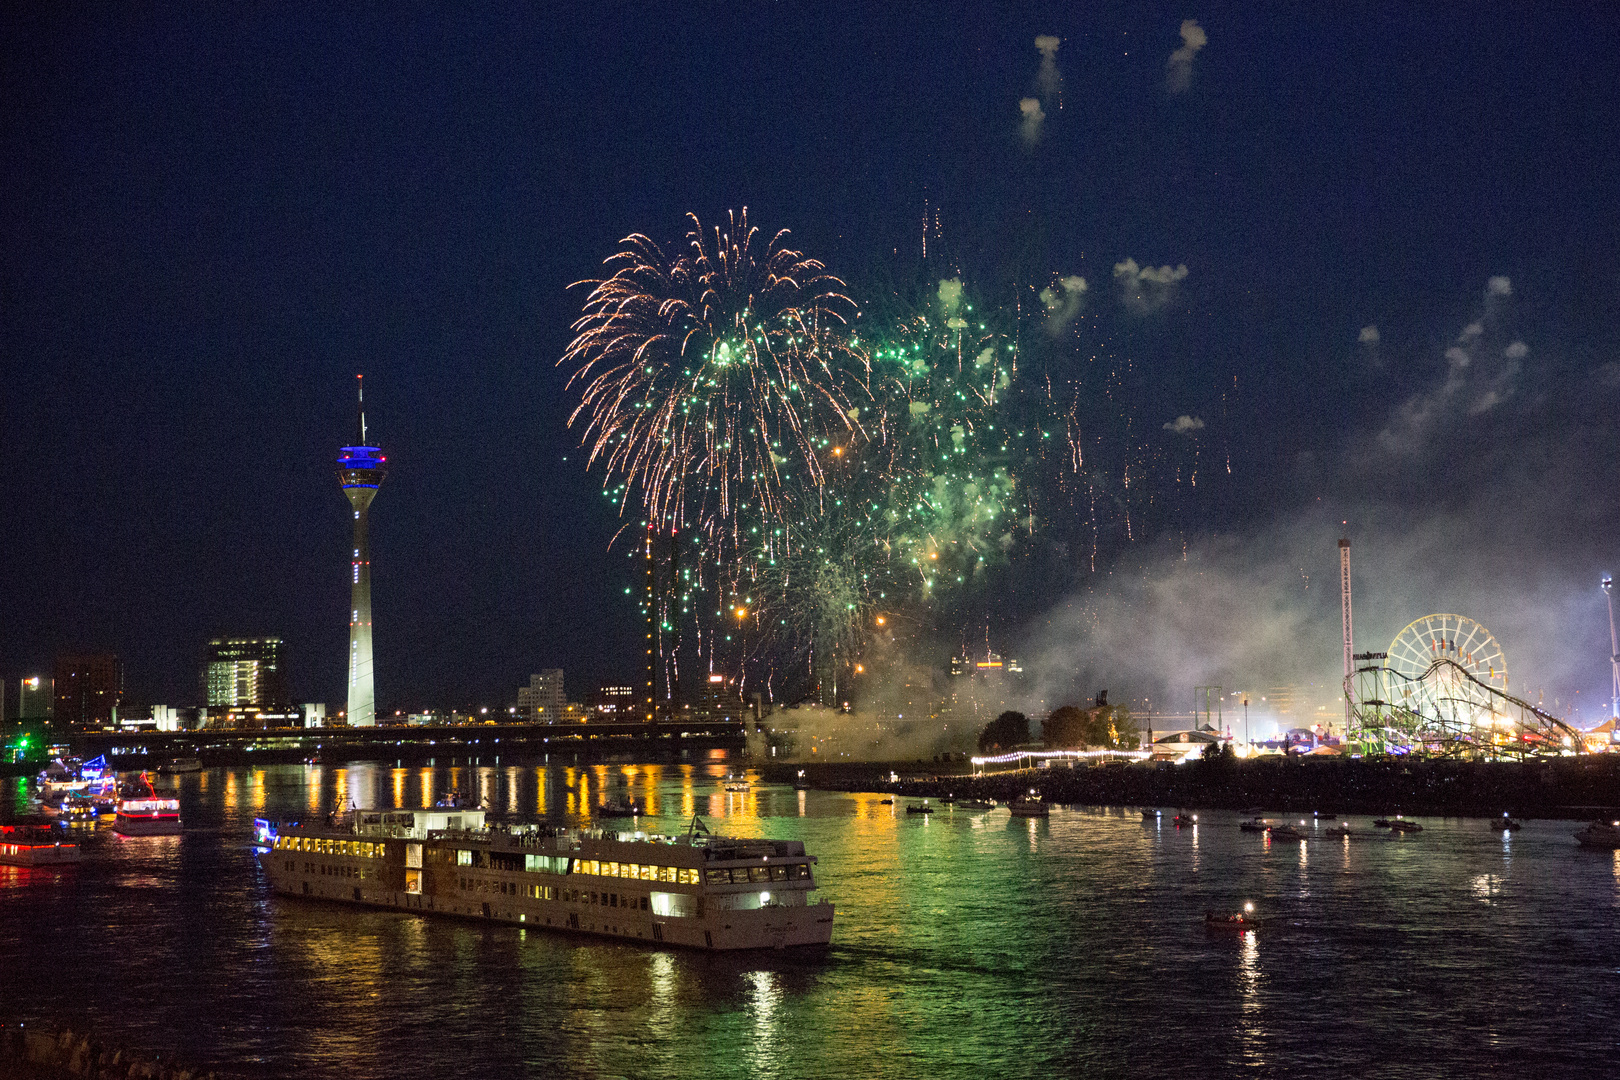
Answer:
[937,794,956,805]
[1141,808,1160,820]
[596,797,644,817]
[1388,818,1423,834]
[1497,814,1522,832]
[1173,811,1198,827]
[1321,822,1354,838]
[1205,903,1260,931]
[158,757,203,774]
[878,798,894,805]
[1372,817,1396,828]
[1009,793,1050,818]
[792,770,811,791]
[1238,818,1268,833]
[1312,812,1337,821]
[60,796,100,824]
[906,802,934,815]
[1574,820,1620,849]
[1267,823,1307,841]
[721,773,750,793]
[957,799,997,811]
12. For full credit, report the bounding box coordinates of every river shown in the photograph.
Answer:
[3,761,1617,1077]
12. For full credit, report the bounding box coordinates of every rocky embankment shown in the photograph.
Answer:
[0,1023,227,1080]
[766,754,1620,818]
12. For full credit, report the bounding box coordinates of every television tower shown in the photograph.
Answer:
[337,376,386,727]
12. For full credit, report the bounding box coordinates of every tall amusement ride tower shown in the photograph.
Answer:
[337,376,386,727]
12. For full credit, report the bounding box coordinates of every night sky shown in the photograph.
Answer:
[4,5,1618,719]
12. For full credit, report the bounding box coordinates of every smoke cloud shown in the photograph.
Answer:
[1034,35,1062,98]
[1166,19,1207,94]
[1359,326,1380,345]
[1019,98,1046,146]
[1114,257,1189,313]
[1039,274,1088,334]
[1164,415,1205,435]
[1014,275,1618,737]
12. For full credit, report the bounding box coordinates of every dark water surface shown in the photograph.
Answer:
[4,762,1619,1078]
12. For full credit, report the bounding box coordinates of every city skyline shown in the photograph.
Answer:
[2,7,1618,723]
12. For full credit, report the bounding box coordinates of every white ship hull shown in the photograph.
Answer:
[256,809,834,951]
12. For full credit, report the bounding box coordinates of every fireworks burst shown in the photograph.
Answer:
[562,209,868,557]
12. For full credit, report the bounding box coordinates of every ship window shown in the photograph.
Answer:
[705,870,728,885]
[681,869,699,885]
[791,864,809,879]
[457,850,472,867]
[610,894,618,908]
[771,866,788,881]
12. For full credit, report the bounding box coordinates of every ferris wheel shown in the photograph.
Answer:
[1383,614,1508,737]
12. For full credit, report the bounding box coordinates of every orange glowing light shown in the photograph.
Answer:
[832,446,844,457]
[855,664,865,674]
[875,616,886,626]
[734,607,748,618]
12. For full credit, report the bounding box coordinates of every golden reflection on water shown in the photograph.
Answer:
[746,969,782,1073]
[417,768,433,808]
[390,768,406,809]
[1236,929,1265,1066]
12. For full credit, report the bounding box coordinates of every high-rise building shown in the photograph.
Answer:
[203,637,288,707]
[53,655,123,729]
[337,376,386,728]
[18,677,52,720]
[594,683,635,718]
[516,670,565,723]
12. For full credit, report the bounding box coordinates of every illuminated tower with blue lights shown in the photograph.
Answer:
[337,376,386,727]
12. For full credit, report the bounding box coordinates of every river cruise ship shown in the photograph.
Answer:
[255,808,835,951]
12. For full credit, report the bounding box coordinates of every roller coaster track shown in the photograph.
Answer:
[1351,656,1585,757]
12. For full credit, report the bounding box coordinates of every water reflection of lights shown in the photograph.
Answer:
[391,768,407,808]
[797,789,807,817]
[747,970,782,1064]
[1236,928,1264,1066]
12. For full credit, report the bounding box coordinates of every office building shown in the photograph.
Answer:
[517,670,565,723]
[203,637,288,707]
[337,376,387,727]
[19,676,52,720]
[53,654,123,729]
[594,683,635,718]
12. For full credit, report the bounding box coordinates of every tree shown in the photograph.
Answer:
[1043,705,1086,748]
[1106,705,1139,750]
[978,710,1030,752]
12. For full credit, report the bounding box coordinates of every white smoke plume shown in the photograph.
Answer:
[1034,35,1062,99]
[1376,277,1521,454]
[1014,276,1617,735]
[1359,326,1380,345]
[1114,257,1189,313]
[1039,274,1088,335]
[1164,415,1205,435]
[1166,19,1207,94]
[1020,98,1046,146]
